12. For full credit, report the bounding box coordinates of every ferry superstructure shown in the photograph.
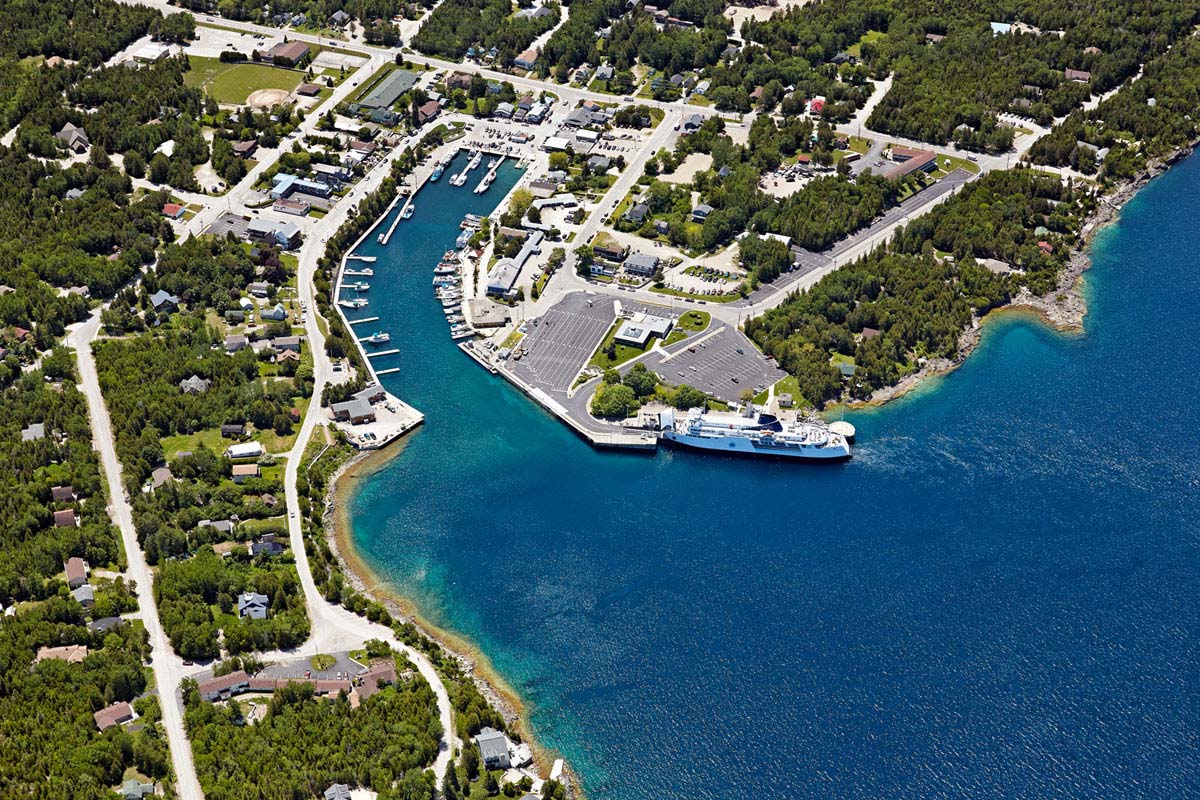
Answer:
[659,407,851,461]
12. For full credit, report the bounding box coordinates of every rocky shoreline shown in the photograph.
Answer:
[321,446,579,794]
[858,146,1191,409]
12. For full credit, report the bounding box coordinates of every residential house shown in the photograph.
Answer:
[226,441,264,459]
[247,281,271,298]
[53,509,79,528]
[587,155,612,172]
[232,464,260,485]
[237,591,269,619]
[197,670,251,701]
[592,238,628,262]
[681,113,705,133]
[122,779,155,800]
[513,49,539,70]
[417,100,441,125]
[691,203,713,222]
[89,616,127,634]
[179,375,211,395]
[261,303,289,321]
[251,534,285,557]
[595,63,614,81]
[150,466,174,489]
[94,701,135,731]
[1065,68,1091,83]
[272,335,302,353]
[36,644,89,663]
[72,584,95,607]
[625,202,649,224]
[221,422,246,438]
[329,9,351,26]
[55,122,90,153]
[475,727,512,770]
[150,289,180,311]
[225,333,248,353]
[51,484,76,502]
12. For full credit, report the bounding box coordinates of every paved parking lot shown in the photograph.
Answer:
[510,293,617,392]
[204,212,249,239]
[646,326,785,403]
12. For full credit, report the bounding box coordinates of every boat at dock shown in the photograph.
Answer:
[468,151,483,170]
[338,298,369,309]
[455,231,471,249]
[350,281,370,291]
[401,205,414,219]
[460,214,482,230]
[430,165,443,181]
[435,264,458,275]
[345,268,374,277]
[658,407,851,462]
[451,171,469,187]
[364,331,391,345]
[474,176,493,194]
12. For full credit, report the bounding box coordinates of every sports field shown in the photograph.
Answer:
[184,55,302,104]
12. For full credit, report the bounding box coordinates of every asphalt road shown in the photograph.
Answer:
[70,314,205,800]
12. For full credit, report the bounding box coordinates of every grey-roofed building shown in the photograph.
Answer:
[475,727,511,769]
[360,69,420,110]
[486,230,544,299]
[588,155,611,171]
[56,122,90,153]
[261,303,288,321]
[89,616,126,634]
[150,289,180,310]
[179,375,211,395]
[72,584,95,607]
[324,784,353,800]
[237,591,269,619]
[624,252,659,276]
[66,188,84,200]
[595,64,614,81]
[198,518,234,535]
[251,536,285,557]
[691,203,713,222]
[625,202,649,224]
[681,113,705,132]
[122,779,155,800]
[21,422,45,442]
[329,9,350,26]
[225,334,248,353]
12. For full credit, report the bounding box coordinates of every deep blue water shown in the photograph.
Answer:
[347,150,1200,799]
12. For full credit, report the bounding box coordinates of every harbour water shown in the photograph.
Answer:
[345,151,1200,798]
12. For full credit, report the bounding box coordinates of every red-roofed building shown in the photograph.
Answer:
[1037,240,1053,254]
[162,203,185,219]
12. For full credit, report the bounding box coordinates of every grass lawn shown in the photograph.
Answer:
[664,329,688,345]
[676,310,711,331]
[847,30,885,58]
[934,154,981,175]
[772,374,807,408]
[501,329,524,349]
[847,136,871,154]
[588,323,650,369]
[162,428,227,460]
[185,56,302,104]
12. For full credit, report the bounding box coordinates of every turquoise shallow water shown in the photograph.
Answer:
[347,151,1200,798]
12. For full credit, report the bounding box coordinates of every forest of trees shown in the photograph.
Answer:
[745,169,1090,406]
[412,0,560,62]
[185,661,442,800]
[0,602,172,797]
[92,321,307,488]
[1028,35,1200,182]
[0,369,124,604]
[155,548,309,659]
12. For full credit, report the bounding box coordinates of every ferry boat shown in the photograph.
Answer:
[659,406,851,462]
[338,298,369,309]
[430,165,444,181]
[364,331,391,345]
[350,281,370,292]
[401,204,415,219]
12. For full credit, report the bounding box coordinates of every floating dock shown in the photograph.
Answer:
[376,367,401,376]
[367,348,399,358]
[348,316,380,325]
[347,255,376,263]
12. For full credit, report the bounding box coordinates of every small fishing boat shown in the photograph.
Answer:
[351,281,370,292]
[364,331,391,345]
[401,205,414,219]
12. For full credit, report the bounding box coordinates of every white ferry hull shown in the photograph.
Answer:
[662,430,851,461]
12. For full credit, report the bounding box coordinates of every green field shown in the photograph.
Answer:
[184,56,302,104]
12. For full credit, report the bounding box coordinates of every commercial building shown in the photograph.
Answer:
[613,312,674,348]
[623,252,660,277]
[359,69,419,110]
[486,230,544,299]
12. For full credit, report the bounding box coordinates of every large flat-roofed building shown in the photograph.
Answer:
[613,312,674,348]
[359,69,419,110]
[263,41,310,66]
[623,252,659,276]
[486,230,544,299]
